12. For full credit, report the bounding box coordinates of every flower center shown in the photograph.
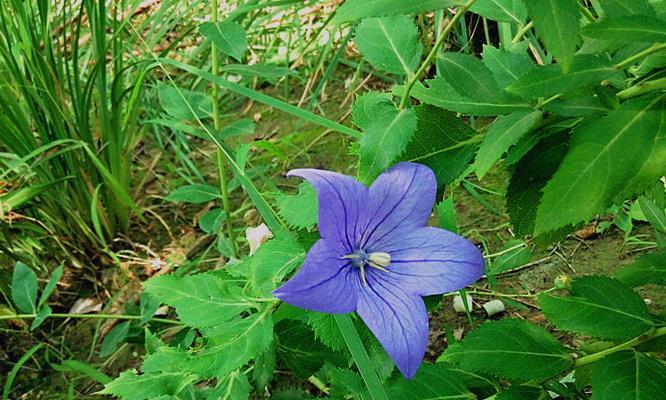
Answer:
[341,249,390,285]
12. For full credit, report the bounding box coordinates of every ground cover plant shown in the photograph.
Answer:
[1,0,665,399]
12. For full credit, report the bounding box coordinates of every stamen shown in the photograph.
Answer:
[341,250,390,286]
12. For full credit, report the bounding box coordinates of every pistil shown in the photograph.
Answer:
[341,250,391,285]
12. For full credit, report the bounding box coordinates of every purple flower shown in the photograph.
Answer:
[273,162,484,379]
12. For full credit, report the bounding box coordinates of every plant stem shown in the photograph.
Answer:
[616,77,666,100]
[335,314,389,400]
[575,326,666,368]
[398,0,477,109]
[211,0,238,258]
[615,43,666,69]
[511,21,533,44]
[0,313,182,325]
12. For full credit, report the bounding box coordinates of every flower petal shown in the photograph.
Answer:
[288,169,368,253]
[360,162,436,250]
[382,227,484,296]
[356,272,429,379]
[273,240,357,313]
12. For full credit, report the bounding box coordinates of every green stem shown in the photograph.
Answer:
[615,43,666,69]
[398,0,477,109]
[511,21,533,44]
[211,0,238,258]
[0,313,182,325]
[575,326,666,368]
[335,314,389,400]
[616,77,666,100]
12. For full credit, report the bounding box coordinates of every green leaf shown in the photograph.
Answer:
[100,370,197,400]
[507,56,615,98]
[437,197,458,233]
[355,16,422,76]
[638,196,666,232]
[591,350,666,400]
[470,0,527,24]
[276,182,318,230]
[158,84,212,120]
[438,52,504,101]
[216,118,255,140]
[143,273,253,328]
[581,15,666,43]
[401,105,479,186]
[200,21,247,61]
[399,79,531,116]
[358,102,417,184]
[352,91,395,129]
[140,292,161,324]
[597,0,654,16]
[100,321,130,357]
[481,44,535,89]
[496,386,548,400]
[539,276,653,340]
[206,370,251,400]
[329,368,366,400]
[332,0,461,23]
[253,345,276,392]
[473,110,543,178]
[11,262,38,313]
[30,306,51,331]
[165,184,220,204]
[526,0,579,72]
[228,235,304,295]
[306,312,345,351]
[388,363,476,399]
[143,312,273,378]
[218,64,293,83]
[506,132,570,237]
[535,95,665,235]
[544,89,610,117]
[441,319,573,381]
[37,265,62,309]
[51,359,112,384]
[616,252,666,286]
[487,239,530,275]
[199,208,226,234]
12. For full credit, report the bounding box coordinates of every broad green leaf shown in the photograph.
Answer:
[539,276,653,340]
[253,345,276,392]
[487,239,530,275]
[140,292,161,324]
[616,252,666,286]
[216,118,255,140]
[591,350,666,400]
[351,91,394,129]
[355,16,422,76]
[226,236,304,296]
[30,305,51,331]
[399,79,531,116]
[206,370,251,400]
[581,15,666,42]
[597,0,654,16]
[401,105,479,186]
[165,184,220,204]
[496,386,548,400]
[100,370,197,400]
[358,102,416,184]
[526,0,579,72]
[143,273,253,328]
[37,264,62,309]
[199,208,226,234]
[441,319,573,381]
[100,321,130,357]
[473,110,543,178]
[438,52,503,101]
[277,182,318,229]
[329,368,366,400]
[143,312,273,378]
[639,196,666,232]
[482,45,535,89]
[11,262,37,313]
[200,21,247,61]
[507,56,615,98]
[158,84,212,120]
[388,363,475,399]
[306,312,345,351]
[332,0,461,23]
[219,64,293,83]
[470,0,527,24]
[544,89,610,117]
[534,95,665,235]
[437,197,458,233]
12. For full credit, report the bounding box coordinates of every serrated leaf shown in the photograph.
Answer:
[166,184,220,203]
[200,21,247,61]
[581,15,666,42]
[534,95,665,236]
[207,370,251,400]
[616,252,666,286]
[507,56,615,99]
[143,312,273,378]
[158,84,212,120]
[253,344,276,392]
[332,0,461,23]
[227,236,304,296]
[438,52,503,101]
[526,0,579,72]
[100,321,130,357]
[355,16,422,76]
[482,45,535,89]
[143,273,253,328]
[639,196,666,232]
[358,102,416,184]
[544,90,610,117]
[351,91,394,129]
[470,0,527,24]
[474,110,543,178]
[441,319,573,382]
[539,276,653,340]
[597,0,654,16]
[11,262,37,313]
[591,350,666,400]
[276,182,318,229]
[401,105,479,186]
[399,78,531,116]
[487,239,530,276]
[306,312,345,351]
[100,370,197,400]
[388,363,476,399]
